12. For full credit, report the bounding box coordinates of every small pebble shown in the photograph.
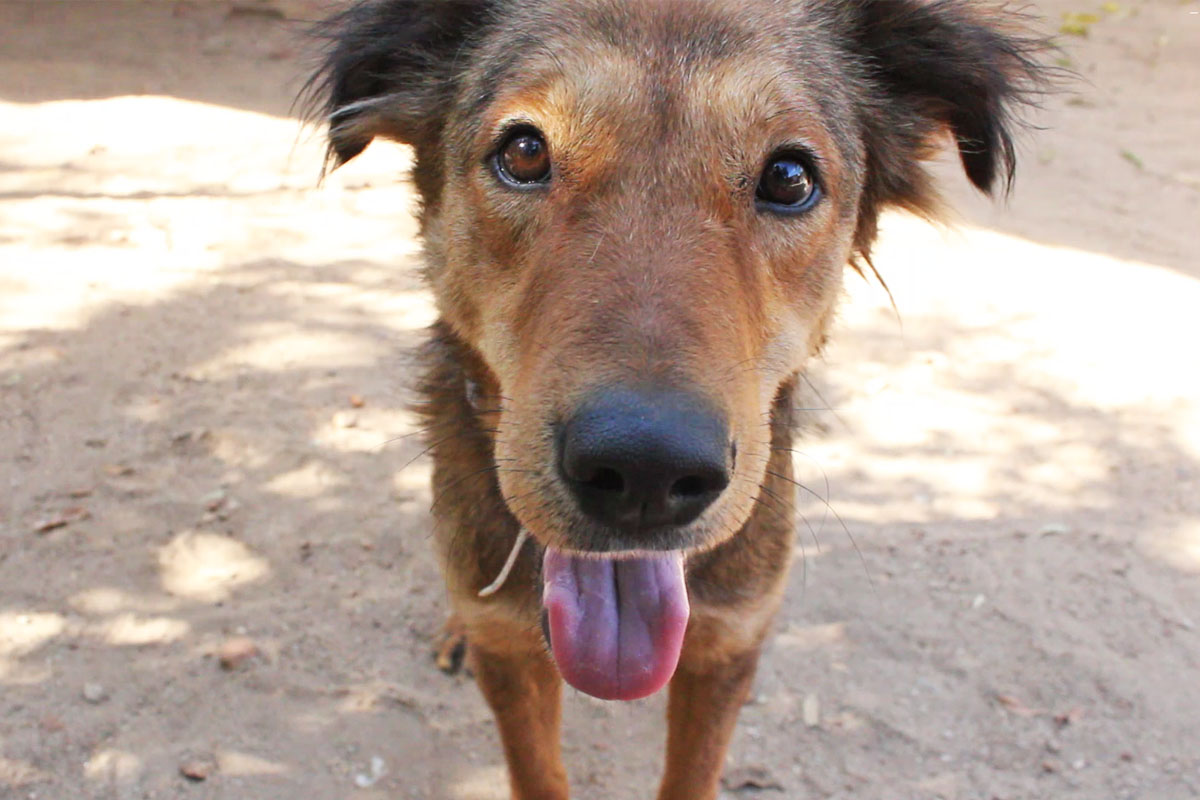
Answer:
[353,756,386,788]
[802,693,820,727]
[217,636,259,670]
[82,683,108,704]
[180,755,216,782]
[722,763,784,792]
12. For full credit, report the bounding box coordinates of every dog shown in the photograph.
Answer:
[306,1,1045,797]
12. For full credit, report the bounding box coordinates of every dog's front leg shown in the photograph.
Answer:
[656,646,760,800]
[471,642,570,800]
[656,477,793,800]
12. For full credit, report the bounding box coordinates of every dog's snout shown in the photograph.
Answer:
[559,387,731,532]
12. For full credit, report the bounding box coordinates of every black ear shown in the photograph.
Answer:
[842,0,1048,242]
[302,0,493,169]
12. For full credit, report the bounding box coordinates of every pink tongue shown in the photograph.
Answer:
[542,548,689,701]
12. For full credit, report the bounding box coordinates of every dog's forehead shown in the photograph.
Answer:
[454,0,854,164]
[490,0,768,64]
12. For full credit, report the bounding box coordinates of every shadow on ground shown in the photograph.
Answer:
[2,246,1197,798]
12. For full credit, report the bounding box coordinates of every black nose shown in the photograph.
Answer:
[559,386,731,532]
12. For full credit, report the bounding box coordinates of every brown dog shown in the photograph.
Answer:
[306,1,1044,797]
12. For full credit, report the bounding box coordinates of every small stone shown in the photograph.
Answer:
[201,488,228,511]
[722,764,784,792]
[332,411,358,429]
[353,756,386,788]
[179,755,217,782]
[349,394,366,408]
[82,683,108,704]
[1054,707,1084,727]
[217,636,259,670]
[802,693,820,727]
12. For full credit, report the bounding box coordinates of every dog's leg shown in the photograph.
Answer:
[471,644,569,800]
[656,648,760,800]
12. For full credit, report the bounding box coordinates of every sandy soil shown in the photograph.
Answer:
[1,2,1198,799]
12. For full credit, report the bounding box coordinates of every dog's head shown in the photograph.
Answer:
[309,0,1043,557]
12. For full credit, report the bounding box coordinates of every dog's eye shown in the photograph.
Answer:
[756,154,820,212]
[496,128,551,186]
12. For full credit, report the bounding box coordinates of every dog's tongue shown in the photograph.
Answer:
[542,548,689,701]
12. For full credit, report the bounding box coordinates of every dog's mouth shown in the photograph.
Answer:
[541,547,689,701]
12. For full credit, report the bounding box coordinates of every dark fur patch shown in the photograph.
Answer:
[300,0,495,169]
[837,0,1049,258]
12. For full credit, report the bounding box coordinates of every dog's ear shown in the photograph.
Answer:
[842,0,1047,247]
[303,0,493,169]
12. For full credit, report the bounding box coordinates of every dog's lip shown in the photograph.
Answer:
[527,519,711,559]
[537,545,689,561]
[528,539,707,582]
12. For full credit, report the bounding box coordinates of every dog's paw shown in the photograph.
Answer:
[434,615,469,675]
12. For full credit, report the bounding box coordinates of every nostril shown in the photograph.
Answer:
[670,474,709,499]
[669,466,730,501]
[583,466,625,494]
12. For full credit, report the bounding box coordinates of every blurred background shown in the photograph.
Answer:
[1,1,1197,798]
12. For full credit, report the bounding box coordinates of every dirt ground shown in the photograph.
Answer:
[1,1,1198,799]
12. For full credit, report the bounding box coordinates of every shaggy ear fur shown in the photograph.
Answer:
[302,0,493,169]
[841,0,1048,257]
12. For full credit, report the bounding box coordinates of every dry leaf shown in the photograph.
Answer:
[33,507,90,534]
[995,693,1044,717]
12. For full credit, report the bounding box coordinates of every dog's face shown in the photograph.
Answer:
[433,4,866,556]
[312,0,1040,556]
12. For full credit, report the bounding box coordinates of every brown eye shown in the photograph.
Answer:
[496,128,551,186]
[756,153,820,212]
